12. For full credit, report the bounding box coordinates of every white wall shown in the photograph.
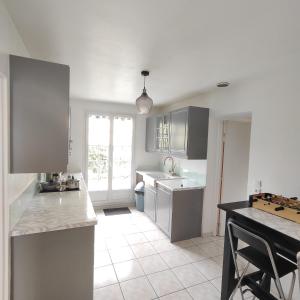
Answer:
[0,1,27,55]
[68,98,160,204]
[0,1,34,300]
[160,60,300,235]
[0,1,35,206]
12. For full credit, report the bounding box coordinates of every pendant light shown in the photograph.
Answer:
[136,70,153,114]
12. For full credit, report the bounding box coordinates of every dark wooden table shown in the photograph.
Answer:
[218,201,300,300]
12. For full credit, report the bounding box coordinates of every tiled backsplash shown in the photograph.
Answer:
[160,156,207,185]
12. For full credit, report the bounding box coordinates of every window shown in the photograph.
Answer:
[87,115,110,191]
[87,114,133,193]
[112,116,133,190]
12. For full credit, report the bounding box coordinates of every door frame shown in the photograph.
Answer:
[0,72,9,300]
[84,111,136,205]
[215,113,252,235]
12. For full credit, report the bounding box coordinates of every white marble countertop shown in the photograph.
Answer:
[157,178,205,192]
[235,207,300,241]
[10,174,97,237]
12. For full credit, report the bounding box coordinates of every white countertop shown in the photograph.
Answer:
[157,178,205,191]
[235,207,300,241]
[136,170,159,175]
[10,174,97,237]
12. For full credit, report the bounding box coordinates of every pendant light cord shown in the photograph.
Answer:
[144,75,146,89]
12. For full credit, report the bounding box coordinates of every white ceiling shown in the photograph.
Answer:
[4,0,300,105]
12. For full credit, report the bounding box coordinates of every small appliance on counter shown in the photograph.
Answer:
[39,173,80,193]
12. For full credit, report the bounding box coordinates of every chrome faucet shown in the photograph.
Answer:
[163,156,176,176]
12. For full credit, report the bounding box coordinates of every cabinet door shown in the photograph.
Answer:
[156,114,170,153]
[155,115,163,151]
[10,55,70,173]
[144,186,156,222]
[170,108,188,154]
[145,117,156,152]
[156,187,172,235]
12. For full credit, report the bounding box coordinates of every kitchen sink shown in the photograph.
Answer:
[145,172,178,180]
[143,171,182,187]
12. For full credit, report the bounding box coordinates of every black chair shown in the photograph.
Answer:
[227,218,297,300]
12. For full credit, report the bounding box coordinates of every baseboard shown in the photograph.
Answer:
[93,200,135,210]
[201,232,214,238]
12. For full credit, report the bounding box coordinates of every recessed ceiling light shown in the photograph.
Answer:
[217,82,230,87]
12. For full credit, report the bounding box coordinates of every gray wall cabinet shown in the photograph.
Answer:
[156,185,204,242]
[156,114,170,152]
[10,55,70,173]
[145,106,209,159]
[169,108,188,154]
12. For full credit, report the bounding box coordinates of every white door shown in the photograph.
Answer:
[219,120,251,235]
[86,114,133,204]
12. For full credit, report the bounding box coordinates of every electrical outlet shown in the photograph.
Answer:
[254,180,262,193]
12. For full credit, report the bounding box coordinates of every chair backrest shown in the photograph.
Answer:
[227,218,276,259]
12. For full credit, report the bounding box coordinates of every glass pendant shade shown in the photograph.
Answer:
[136,88,153,114]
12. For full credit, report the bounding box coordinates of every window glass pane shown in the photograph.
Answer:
[112,116,133,190]
[87,115,110,191]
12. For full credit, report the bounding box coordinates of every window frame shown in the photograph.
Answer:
[84,111,135,196]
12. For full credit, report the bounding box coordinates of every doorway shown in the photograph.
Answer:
[86,113,134,205]
[217,116,251,235]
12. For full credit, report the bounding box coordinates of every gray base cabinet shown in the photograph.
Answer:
[170,189,204,242]
[11,226,94,300]
[156,186,204,242]
[144,185,156,222]
[156,186,172,235]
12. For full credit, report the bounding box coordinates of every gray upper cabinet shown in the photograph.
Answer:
[170,106,209,159]
[145,106,209,159]
[169,108,188,154]
[10,55,70,173]
[156,114,170,152]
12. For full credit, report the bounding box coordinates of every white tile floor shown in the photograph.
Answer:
[93,208,299,300]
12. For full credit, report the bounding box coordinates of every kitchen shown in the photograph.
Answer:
[1,1,300,300]
[8,54,212,299]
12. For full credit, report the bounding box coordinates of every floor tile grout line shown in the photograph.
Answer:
[159,288,193,299]
[92,276,219,297]
[169,265,209,290]
[93,251,224,277]
[145,274,159,299]
[94,210,225,297]
[106,245,126,300]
